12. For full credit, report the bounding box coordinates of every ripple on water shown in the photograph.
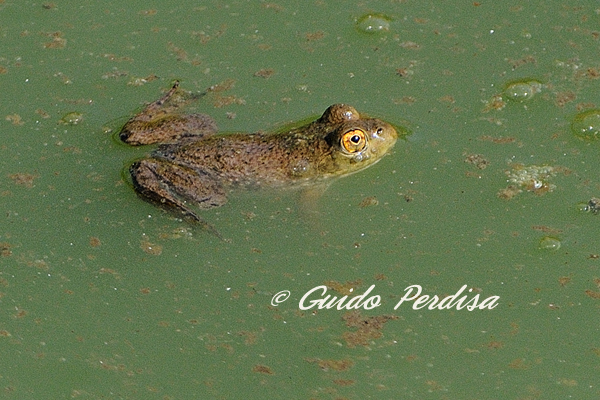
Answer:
[356,14,391,34]
[571,109,600,140]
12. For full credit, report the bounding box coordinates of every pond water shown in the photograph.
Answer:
[1,0,599,398]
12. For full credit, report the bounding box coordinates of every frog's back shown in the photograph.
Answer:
[154,131,335,187]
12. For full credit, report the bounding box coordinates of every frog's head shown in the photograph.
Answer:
[321,104,398,175]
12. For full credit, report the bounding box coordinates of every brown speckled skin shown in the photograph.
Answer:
[154,116,393,186]
[120,84,398,222]
[119,82,217,145]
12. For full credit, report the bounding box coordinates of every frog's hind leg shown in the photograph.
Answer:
[120,113,218,145]
[120,82,218,146]
[129,159,226,237]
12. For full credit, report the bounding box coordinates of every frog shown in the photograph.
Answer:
[120,82,398,230]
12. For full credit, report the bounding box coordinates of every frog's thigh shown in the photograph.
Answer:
[121,114,217,145]
[131,159,227,211]
[181,113,217,137]
[143,113,218,140]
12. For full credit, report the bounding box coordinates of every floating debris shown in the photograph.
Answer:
[464,153,489,169]
[358,196,379,208]
[507,164,556,193]
[498,163,562,199]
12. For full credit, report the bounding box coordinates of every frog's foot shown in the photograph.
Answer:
[119,82,217,146]
[134,81,190,120]
[129,159,227,237]
[153,81,183,109]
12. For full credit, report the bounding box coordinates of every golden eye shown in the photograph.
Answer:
[341,129,366,153]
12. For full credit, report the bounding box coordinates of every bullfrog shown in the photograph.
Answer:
[120,82,398,228]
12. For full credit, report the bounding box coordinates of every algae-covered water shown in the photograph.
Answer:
[1,1,600,398]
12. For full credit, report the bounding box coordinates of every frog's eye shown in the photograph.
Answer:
[341,129,367,153]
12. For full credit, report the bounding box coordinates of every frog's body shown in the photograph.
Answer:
[120,82,398,224]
